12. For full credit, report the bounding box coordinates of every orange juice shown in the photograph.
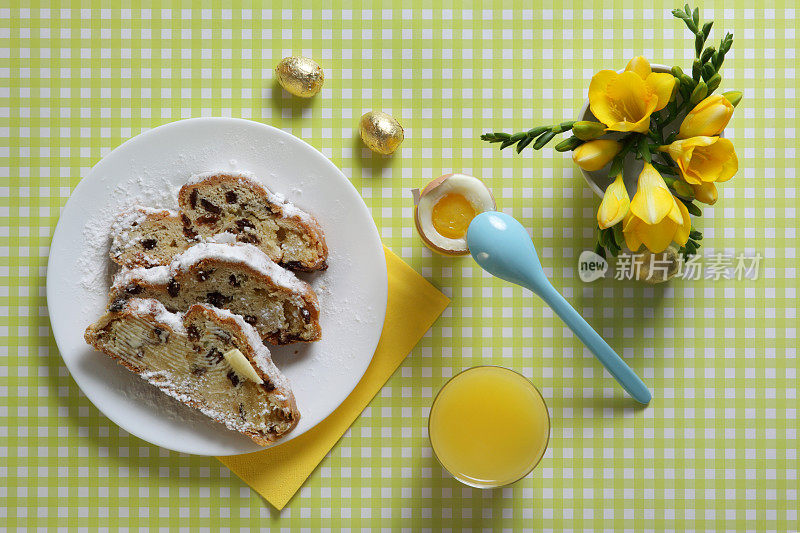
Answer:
[429,366,550,488]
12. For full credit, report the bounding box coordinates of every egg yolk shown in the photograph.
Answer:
[431,193,477,239]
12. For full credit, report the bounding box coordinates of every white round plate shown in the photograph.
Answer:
[47,118,388,456]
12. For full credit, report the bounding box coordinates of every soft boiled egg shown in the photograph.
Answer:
[414,173,496,256]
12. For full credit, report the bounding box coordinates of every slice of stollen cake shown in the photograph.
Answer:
[178,172,328,272]
[109,207,195,269]
[84,298,299,445]
[108,243,322,345]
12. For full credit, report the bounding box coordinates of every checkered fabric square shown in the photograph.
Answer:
[1,2,796,530]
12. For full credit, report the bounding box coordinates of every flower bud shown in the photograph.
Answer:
[678,94,735,138]
[555,135,583,152]
[702,21,714,39]
[722,90,743,107]
[597,174,630,229]
[692,59,702,80]
[572,140,622,172]
[706,73,722,94]
[701,63,716,81]
[572,121,607,141]
[692,182,718,205]
[668,77,680,102]
[672,179,695,198]
[689,81,708,106]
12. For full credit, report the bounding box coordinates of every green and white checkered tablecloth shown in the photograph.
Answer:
[2,1,797,530]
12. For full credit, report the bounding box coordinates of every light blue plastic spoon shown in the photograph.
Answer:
[466,211,651,404]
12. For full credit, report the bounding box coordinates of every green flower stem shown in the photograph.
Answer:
[658,151,679,169]
[608,134,638,177]
[481,121,575,153]
[594,241,606,258]
[647,129,662,145]
[674,4,708,59]
[677,195,703,216]
[654,152,694,197]
[637,135,652,163]
[651,162,679,176]
[664,131,679,144]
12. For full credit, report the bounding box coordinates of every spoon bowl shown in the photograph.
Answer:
[468,211,547,290]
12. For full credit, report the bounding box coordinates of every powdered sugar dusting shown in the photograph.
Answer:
[187,170,315,225]
[137,372,280,438]
[172,242,310,294]
[108,206,181,262]
[110,206,177,240]
[112,265,171,289]
[186,169,258,186]
[78,173,181,296]
[123,298,186,335]
[109,239,309,295]
[208,231,238,244]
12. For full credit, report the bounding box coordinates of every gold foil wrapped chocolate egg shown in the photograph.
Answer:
[359,111,404,155]
[275,56,324,98]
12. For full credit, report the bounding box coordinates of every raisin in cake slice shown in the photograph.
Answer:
[108,242,321,345]
[110,207,195,268]
[178,171,328,272]
[84,298,299,446]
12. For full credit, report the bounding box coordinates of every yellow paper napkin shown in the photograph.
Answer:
[217,247,450,510]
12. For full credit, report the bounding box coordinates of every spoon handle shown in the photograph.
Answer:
[536,282,652,404]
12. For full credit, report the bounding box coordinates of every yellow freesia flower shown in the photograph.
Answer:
[623,163,691,253]
[692,181,718,205]
[624,200,691,253]
[625,56,653,79]
[678,94,734,139]
[588,56,676,133]
[660,136,738,185]
[597,174,630,229]
[572,139,622,172]
[629,163,683,225]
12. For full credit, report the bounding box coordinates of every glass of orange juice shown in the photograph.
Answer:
[428,366,550,488]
